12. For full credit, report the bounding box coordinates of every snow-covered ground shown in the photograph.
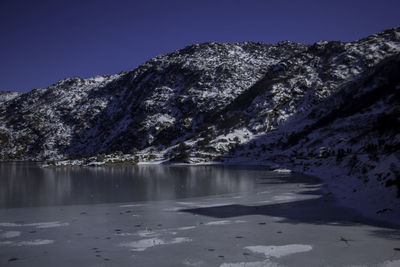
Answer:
[1,165,399,266]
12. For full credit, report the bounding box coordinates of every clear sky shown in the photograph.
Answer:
[1,0,399,92]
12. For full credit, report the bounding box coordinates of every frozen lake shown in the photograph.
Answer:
[0,163,399,266]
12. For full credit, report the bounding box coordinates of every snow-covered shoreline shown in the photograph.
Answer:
[37,155,400,227]
[220,156,400,227]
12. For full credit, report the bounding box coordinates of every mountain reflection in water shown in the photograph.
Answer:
[0,163,271,208]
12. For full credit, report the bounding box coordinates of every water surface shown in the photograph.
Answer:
[0,162,292,208]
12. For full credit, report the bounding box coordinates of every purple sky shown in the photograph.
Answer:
[1,0,399,92]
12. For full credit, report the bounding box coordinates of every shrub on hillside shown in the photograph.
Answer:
[386,164,400,198]
[170,142,190,163]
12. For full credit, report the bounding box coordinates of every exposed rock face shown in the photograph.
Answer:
[1,27,399,199]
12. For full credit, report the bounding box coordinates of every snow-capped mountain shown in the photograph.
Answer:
[1,27,399,203]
